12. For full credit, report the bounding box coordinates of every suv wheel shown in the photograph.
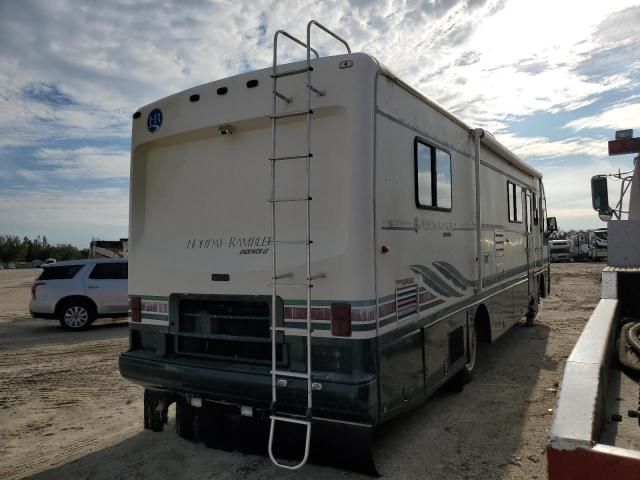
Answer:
[59,300,96,331]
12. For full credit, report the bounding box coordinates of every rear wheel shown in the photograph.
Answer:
[447,320,477,392]
[58,299,95,331]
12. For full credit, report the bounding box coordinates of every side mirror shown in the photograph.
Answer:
[547,217,558,233]
[591,175,613,221]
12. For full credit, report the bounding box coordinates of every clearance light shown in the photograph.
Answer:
[331,303,352,337]
[130,296,141,322]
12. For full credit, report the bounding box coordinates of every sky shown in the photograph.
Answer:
[1,0,639,247]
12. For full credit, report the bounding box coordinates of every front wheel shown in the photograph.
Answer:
[59,300,96,331]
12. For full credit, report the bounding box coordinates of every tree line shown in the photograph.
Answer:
[0,235,89,263]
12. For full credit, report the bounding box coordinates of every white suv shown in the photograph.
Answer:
[29,259,128,331]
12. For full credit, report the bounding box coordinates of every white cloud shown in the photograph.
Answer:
[564,102,640,132]
[0,186,129,246]
[499,134,608,159]
[33,147,129,180]
[1,0,640,240]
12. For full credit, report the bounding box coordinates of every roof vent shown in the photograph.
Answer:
[217,87,228,95]
[246,79,259,88]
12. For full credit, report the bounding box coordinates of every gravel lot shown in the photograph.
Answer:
[0,263,603,480]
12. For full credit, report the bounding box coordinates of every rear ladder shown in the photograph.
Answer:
[268,20,350,470]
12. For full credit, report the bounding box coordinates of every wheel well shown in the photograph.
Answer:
[55,296,97,316]
[474,304,491,343]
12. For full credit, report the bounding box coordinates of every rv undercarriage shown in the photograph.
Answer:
[141,387,378,475]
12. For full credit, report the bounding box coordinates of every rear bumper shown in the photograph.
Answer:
[119,351,378,424]
[29,310,57,319]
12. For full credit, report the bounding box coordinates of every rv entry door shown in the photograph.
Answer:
[525,191,535,300]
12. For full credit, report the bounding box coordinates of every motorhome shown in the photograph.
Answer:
[570,229,607,261]
[550,239,571,262]
[119,21,555,473]
[89,239,128,259]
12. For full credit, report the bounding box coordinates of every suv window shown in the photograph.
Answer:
[39,265,84,280]
[89,263,128,280]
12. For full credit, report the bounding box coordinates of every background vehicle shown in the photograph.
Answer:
[569,229,607,261]
[30,259,128,331]
[549,239,571,262]
[44,258,57,264]
[89,239,128,259]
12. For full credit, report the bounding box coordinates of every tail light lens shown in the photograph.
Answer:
[130,296,141,322]
[31,282,45,299]
[330,303,352,337]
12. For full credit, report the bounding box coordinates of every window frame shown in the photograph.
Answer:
[414,137,453,212]
[38,264,83,280]
[88,262,128,280]
[507,180,523,224]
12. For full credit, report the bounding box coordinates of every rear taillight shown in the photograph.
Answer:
[31,282,45,299]
[130,296,141,322]
[330,303,352,337]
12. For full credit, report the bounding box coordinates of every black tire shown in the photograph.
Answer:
[447,321,478,392]
[525,289,540,327]
[58,299,96,331]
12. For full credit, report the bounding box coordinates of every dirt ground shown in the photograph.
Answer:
[0,263,603,480]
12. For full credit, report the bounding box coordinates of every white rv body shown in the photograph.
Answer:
[120,52,551,434]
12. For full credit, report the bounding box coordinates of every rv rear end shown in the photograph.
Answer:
[119,54,381,427]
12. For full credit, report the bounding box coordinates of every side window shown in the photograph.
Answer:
[507,181,523,223]
[415,139,452,210]
[533,193,539,225]
[39,265,83,280]
[89,263,128,280]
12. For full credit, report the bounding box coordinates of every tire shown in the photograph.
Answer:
[144,389,169,432]
[58,299,96,331]
[446,320,478,392]
[525,292,539,327]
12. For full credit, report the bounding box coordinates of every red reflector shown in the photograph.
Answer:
[331,303,352,337]
[130,296,141,322]
[31,282,45,299]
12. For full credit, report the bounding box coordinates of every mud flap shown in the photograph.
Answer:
[175,399,378,476]
[144,389,172,432]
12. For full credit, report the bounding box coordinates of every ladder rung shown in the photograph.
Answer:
[269,196,311,203]
[272,272,293,280]
[270,109,313,120]
[272,326,311,334]
[275,91,293,103]
[272,370,309,379]
[307,273,326,281]
[271,282,313,288]
[309,85,326,96]
[271,240,311,245]
[269,154,311,161]
[270,415,311,426]
[271,66,312,78]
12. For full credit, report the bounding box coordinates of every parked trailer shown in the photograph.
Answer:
[570,229,607,262]
[119,21,555,474]
[550,239,571,262]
